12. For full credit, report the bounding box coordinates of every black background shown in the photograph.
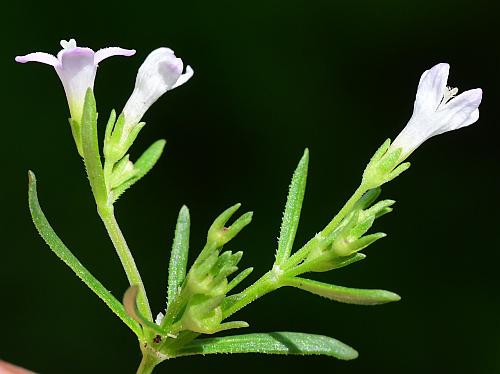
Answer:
[2,0,499,373]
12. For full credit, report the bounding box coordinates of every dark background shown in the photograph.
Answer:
[2,0,499,373]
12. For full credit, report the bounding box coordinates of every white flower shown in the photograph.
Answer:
[391,63,482,160]
[122,48,193,128]
[16,39,135,122]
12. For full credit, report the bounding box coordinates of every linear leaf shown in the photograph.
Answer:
[167,205,190,303]
[123,286,165,335]
[275,149,309,266]
[176,332,358,360]
[285,277,401,305]
[112,139,166,202]
[28,171,141,337]
[81,89,107,207]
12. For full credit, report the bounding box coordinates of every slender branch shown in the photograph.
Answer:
[222,270,281,320]
[99,205,153,322]
[283,183,367,270]
[136,352,161,374]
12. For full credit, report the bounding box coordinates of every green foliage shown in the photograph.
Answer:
[27,86,410,372]
[167,205,191,304]
[81,89,107,208]
[27,171,141,337]
[275,149,309,266]
[176,332,358,360]
[160,205,253,336]
[285,277,400,305]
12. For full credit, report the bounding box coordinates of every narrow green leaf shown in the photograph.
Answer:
[175,332,358,360]
[81,89,107,207]
[275,149,309,266]
[285,277,401,305]
[167,205,191,304]
[27,171,141,337]
[112,139,166,202]
[123,286,165,335]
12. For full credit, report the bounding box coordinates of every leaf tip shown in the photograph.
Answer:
[180,204,190,216]
[385,291,401,302]
[28,170,36,184]
[155,138,167,147]
[345,347,359,360]
[123,285,139,313]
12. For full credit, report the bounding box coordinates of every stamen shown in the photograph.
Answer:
[442,86,459,105]
[60,39,77,49]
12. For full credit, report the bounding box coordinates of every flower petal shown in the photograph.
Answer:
[15,52,59,66]
[444,88,482,113]
[95,47,136,64]
[55,47,97,121]
[414,63,449,112]
[172,65,194,89]
[122,48,188,127]
[440,89,482,132]
[460,108,480,129]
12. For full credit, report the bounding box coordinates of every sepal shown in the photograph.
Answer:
[362,140,410,189]
[68,118,83,156]
[104,112,146,164]
[111,139,166,202]
[109,154,136,189]
[180,294,248,334]
[332,232,386,257]
[207,204,253,248]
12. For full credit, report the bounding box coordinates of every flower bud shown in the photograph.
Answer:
[122,47,193,130]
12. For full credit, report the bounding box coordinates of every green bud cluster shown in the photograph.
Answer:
[178,204,252,334]
[302,188,393,272]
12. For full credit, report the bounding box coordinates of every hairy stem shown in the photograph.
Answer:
[222,269,282,319]
[99,205,153,322]
[136,351,161,374]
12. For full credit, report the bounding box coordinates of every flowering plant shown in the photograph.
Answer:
[17,39,482,373]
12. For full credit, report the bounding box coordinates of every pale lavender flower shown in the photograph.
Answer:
[391,63,482,161]
[16,39,135,122]
[122,48,193,129]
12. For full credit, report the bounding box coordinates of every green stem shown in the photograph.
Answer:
[136,351,161,374]
[323,184,367,234]
[99,205,153,323]
[283,183,367,270]
[222,270,281,319]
